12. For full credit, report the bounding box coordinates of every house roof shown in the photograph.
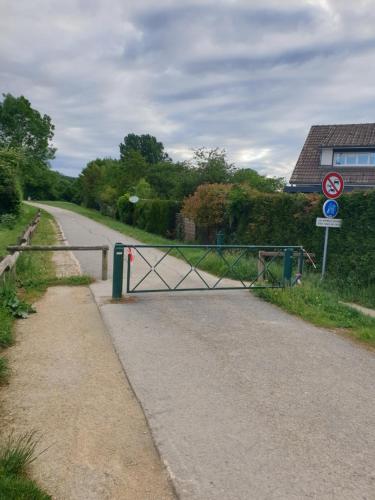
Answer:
[290,123,375,186]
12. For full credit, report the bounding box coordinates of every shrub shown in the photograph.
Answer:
[133,199,181,237]
[0,164,21,216]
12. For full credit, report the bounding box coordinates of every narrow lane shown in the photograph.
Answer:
[37,204,375,500]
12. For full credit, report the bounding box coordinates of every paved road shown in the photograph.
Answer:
[37,204,375,500]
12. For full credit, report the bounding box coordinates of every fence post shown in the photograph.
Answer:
[112,243,124,299]
[216,230,224,256]
[101,247,108,280]
[282,248,293,287]
[297,247,304,275]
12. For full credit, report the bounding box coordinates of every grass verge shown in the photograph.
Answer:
[0,205,38,259]
[39,201,375,346]
[0,431,50,499]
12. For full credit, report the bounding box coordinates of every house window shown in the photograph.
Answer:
[333,151,375,166]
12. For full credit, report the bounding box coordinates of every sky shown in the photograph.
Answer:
[1,0,375,180]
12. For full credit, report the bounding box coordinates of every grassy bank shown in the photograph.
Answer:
[0,204,38,258]
[39,201,375,346]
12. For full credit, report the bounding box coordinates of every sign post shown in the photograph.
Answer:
[319,172,344,280]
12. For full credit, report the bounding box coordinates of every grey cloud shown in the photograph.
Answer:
[2,0,375,179]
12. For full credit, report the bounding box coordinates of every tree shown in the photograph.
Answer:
[232,168,285,192]
[0,93,55,162]
[192,148,234,184]
[119,133,169,164]
[0,148,22,215]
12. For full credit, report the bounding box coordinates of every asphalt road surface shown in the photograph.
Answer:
[37,204,375,500]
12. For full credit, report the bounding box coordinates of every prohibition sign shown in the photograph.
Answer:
[322,172,344,199]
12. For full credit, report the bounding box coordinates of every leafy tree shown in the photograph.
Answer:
[232,168,285,192]
[119,133,169,164]
[121,149,148,186]
[0,93,55,163]
[133,178,154,199]
[0,148,22,215]
[192,148,234,185]
[78,160,104,208]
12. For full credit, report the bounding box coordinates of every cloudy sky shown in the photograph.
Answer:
[1,0,375,179]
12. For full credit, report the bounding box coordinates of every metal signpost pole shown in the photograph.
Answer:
[321,226,329,280]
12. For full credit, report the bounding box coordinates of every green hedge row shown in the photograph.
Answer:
[226,189,375,286]
[117,196,181,238]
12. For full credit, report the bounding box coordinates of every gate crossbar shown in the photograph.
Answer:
[112,243,303,298]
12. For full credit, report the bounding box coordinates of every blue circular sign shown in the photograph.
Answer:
[323,199,339,218]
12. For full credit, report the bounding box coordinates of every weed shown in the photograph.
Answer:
[0,279,35,319]
[0,357,9,384]
[0,431,41,476]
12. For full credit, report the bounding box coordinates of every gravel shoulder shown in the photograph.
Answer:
[0,224,175,499]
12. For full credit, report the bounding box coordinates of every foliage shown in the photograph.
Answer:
[232,168,285,192]
[0,94,55,162]
[118,198,181,237]
[0,474,50,499]
[133,178,154,199]
[0,214,17,229]
[0,357,9,384]
[119,133,169,164]
[0,150,22,216]
[0,431,50,499]
[0,280,35,319]
[0,204,38,258]
[182,184,232,227]
[191,147,234,184]
[0,431,40,476]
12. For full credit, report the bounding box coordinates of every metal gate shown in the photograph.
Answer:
[112,243,304,298]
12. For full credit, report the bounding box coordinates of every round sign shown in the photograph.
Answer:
[129,195,139,204]
[322,199,339,218]
[322,172,344,199]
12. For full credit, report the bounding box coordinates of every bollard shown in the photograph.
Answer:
[282,248,293,287]
[112,243,124,299]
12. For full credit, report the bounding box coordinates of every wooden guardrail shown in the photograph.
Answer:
[6,245,109,280]
[0,210,41,279]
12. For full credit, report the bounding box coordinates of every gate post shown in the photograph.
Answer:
[282,248,293,287]
[112,243,124,299]
[216,230,224,256]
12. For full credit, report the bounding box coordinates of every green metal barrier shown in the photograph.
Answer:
[111,243,304,298]
[112,242,124,299]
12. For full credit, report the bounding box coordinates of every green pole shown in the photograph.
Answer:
[283,248,293,287]
[112,243,124,299]
[216,230,224,256]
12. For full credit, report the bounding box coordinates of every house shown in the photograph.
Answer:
[285,123,375,193]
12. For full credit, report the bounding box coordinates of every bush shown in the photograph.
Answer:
[0,164,21,216]
[118,197,181,238]
[0,214,17,228]
[117,195,134,224]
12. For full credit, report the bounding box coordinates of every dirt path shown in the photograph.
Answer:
[1,249,175,498]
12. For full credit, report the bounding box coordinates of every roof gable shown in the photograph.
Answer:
[290,123,375,186]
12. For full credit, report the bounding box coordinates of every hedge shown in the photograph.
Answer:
[226,187,375,286]
[117,196,181,238]
[0,163,21,216]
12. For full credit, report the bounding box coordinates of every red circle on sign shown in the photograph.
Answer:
[322,172,344,199]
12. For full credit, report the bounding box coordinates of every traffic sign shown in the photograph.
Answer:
[316,217,342,228]
[322,199,339,218]
[322,172,344,199]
